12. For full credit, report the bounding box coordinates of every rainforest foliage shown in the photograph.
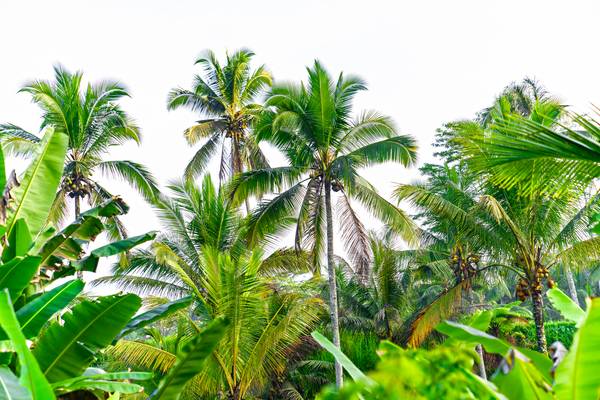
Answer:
[0,51,599,399]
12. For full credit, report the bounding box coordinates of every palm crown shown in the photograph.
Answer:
[231,61,419,279]
[0,65,158,238]
[167,49,272,183]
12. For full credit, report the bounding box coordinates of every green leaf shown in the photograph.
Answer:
[33,293,141,382]
[15,280,84,339]
[0,290,55,399]
[74,232,157,273]
[554,297,600,400]
[79,197,129,219]
[116,296,193,341]
[492,349,553,400]
[53,379,143,396]
[52,371,151,396]
[436,321,511,355]
[0,256,41,301]
[0,366,31,400]
[311,331,374,384]
[0,146,6,197]
[1,219,32,262]
[37,215,103,265]
[6,128,68,238]
[546,288,585,324]
[151,317,228,400]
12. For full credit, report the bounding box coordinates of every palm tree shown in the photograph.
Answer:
[399,116,600,353]
[0,65,158,239]
[334,231,413,341]
[167,49,272,191]
[394,162,511,347]
[96,176,321,399]
[228,61,419,386]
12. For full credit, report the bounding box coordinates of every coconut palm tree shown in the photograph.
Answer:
[398,114,600,353]
[167,49,272,190]
[394,161,512,347]
[96,176,321,399]
[334,231,414,341]
[228,61,419,386]
[0,65,158,239]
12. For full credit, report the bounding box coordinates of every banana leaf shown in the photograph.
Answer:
[0,290,54,399]
[14,280,84,339]
[0,366,31,400]
[151,317,228,400]
[0,256,41,301]
[554,297,600,399]
[74,232,157,273]
[5,128,67,238]
[1,219,32,262]
[116,296,193,341]
[33,293,141,382]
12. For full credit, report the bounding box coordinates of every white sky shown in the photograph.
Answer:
[2,0,600,279]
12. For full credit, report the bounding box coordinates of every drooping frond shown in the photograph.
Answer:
[99,160,160,202]
[106,340,176,375]
[337,192,371,282]
[405,280,468,347]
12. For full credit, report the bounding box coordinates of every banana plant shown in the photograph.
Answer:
[437,287,600,400]
[0,127,156,398]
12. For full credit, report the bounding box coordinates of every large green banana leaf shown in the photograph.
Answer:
[74,232,157,273]
[492,349,553,400]
[52,371,152,397]
[116,296,193,341]
[33,293,141,382]
[546,288,585,325]
[37,197,130,266]
[0,256,41,301]
[312,331,373,384]
[151,317,228,400]
[1,219,32,262]
[0,366,31,400]
[5,128,67,238]
[0,290,55,399]
[436,321,552,380]
[15,280,84,339]
[555,297,600,400]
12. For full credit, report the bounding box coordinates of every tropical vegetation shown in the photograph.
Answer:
[0,53,598,399]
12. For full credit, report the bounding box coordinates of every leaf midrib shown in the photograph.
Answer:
[43,295,132,377]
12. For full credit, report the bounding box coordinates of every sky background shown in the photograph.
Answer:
[2,0,600,280]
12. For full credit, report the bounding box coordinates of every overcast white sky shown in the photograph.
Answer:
[2,0,600,279]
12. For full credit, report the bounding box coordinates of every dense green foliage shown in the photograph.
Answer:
[0,53,599,399]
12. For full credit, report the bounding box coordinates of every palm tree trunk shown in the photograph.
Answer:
[74,195,83,280]
[564,265,579,306]
[324,180,343,388]
[531,290,547,353]
[476,344,487,379]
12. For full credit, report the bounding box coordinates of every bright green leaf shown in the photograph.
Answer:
[33,293,141,382]
[0,290,54,399]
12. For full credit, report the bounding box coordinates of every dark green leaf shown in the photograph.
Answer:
[151,317,228,400]
[33,293,141,382]
[116,296,193,341]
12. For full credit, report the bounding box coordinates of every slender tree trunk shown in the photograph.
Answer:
[74,195,83,280]
[531,290,547,353]
[468,290,487,379]
[476,344,487,379]
[564,265,579,306]
[324,180,343,388]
